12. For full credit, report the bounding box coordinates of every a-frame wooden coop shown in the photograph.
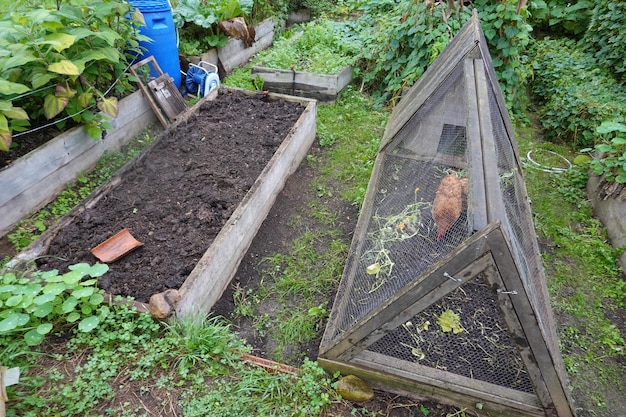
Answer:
[319,11,576,417]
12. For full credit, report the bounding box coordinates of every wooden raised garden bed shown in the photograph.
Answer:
[0,90,157,238]
[11,88,317,317]
[251,64,352,102]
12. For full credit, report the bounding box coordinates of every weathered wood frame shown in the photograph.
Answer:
[9,87,317,317]
[319,222,570,417]
[319,10,575,417]
[175,88,317,315]
[251,65,353,102]
[0,90,157,238]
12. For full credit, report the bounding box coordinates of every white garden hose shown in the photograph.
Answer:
[526,149,572,173]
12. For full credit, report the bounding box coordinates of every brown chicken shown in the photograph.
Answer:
[432,173,468,241]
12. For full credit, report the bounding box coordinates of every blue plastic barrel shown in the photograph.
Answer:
[130,0,181,88]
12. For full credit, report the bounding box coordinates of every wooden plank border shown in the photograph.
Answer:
[0,90,157,238]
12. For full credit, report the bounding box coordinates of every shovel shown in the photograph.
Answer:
[91,228,144,263]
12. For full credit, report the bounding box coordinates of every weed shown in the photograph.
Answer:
[181,357,335,417]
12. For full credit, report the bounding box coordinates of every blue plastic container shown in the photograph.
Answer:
[130,0,181,88]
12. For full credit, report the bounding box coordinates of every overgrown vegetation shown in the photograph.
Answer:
[254,19,358,74]
[344,0,532,111]
[529,38,626,148]
[581,0,626,81]
[0,0,145,151]
[2,303,339,417]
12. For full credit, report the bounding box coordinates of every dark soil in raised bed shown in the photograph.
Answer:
[37,90,304,303]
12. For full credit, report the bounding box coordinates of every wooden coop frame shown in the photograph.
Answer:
[319,11,576,417]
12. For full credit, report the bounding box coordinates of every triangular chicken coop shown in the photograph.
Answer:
[319,11,576,417]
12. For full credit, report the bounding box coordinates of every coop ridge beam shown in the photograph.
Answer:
[464,58,488,231]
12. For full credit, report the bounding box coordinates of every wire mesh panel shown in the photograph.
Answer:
[368,272,535,394]
[320,11,576,417]
[323,62,477,346]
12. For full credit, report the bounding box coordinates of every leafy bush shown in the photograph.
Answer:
[529,38,626,147]
[254,19,358,74]
[581,121,626,184]
[0,263,109,346]
[581,0,626,81]
[0,1,145,151]
[528,0,593,36]
[346,0,532,111]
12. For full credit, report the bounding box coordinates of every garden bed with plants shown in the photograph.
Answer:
[250,19,356,101]
[16,89,315,314]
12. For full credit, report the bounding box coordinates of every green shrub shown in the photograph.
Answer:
[529,38,626,147]
[347,0,532,111]
[582,0,626,80]
[0,1,144,151]
[528,0,594,36]
[581,121,626,184]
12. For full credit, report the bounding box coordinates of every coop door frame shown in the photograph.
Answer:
[319,221,572,416]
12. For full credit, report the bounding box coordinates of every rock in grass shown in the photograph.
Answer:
[336,375,374,402]
[148,289,180,318]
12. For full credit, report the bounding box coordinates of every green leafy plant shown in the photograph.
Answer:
[0,1,145,150]
[173,0,253,50]
[345,0,531,110]
[254,19,357,74]
[0,262,109,345]
[530,37,626,147]
[581,0,626,81]
[529,0,594,36]
[580,121,626,184]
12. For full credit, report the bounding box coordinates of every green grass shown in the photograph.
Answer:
[516,121,626,413]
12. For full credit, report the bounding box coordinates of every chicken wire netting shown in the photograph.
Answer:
[368,273,535,394]
[487,86,564,373]
[323,61,475,345]
[321,56,550,395]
